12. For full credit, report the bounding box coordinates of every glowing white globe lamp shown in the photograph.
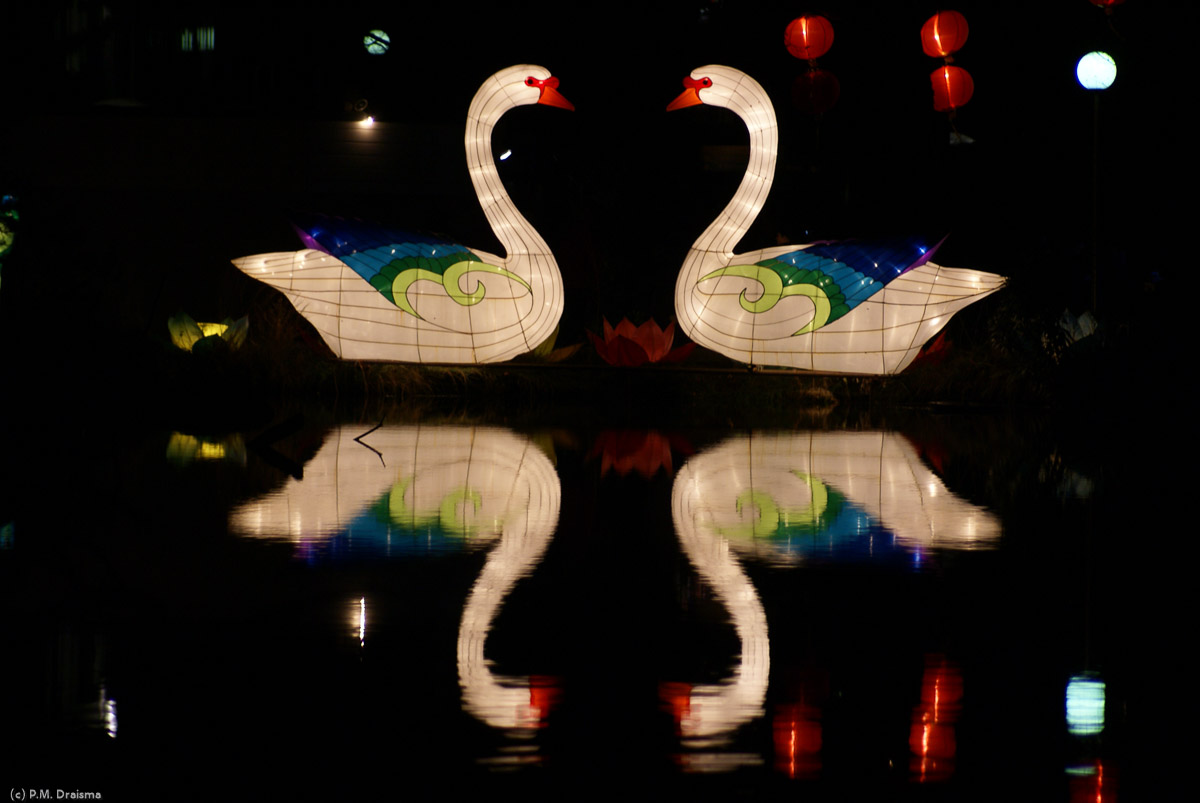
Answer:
[1077,51,1116,90]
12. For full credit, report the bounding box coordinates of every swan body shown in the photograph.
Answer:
[670,65,1005,375]
[232,65,571,364]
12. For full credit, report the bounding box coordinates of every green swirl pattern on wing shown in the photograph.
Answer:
[698,257,853,336]
[716,472,847,540]
[369,252,531,320]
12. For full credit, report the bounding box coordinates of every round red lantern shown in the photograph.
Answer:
[930,65,973,112]
[920,11,969,59]
[784,16,834,61]
[791,68,840,115]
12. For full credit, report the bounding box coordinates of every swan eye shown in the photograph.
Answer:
[701,78,712,87]
[525,77,536,86]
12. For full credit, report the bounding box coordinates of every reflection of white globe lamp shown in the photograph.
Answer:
[1077,51,1116,90]
[364,29,390,55]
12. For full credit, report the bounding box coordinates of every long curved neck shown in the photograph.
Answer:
[691,93,779,260]
[465,85,551,262]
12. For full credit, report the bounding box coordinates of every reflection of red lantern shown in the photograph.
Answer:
[773,703,823,779]
[784,16,834,61]
[930,65,974,112]
[528,675,562,727]
[921,661,964,709]
[660,681,692,735]
[790,68,840,115]
[909,721,957,760]
[910,656,962,782]
[920,11,969,59]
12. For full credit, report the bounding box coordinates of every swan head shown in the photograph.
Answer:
[668,65,773,132]
[488,64,574,111]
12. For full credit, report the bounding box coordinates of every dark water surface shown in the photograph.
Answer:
[0,411,1180,801]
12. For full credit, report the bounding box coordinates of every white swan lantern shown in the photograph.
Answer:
[232,65,571,364]
[669,65,1005,374]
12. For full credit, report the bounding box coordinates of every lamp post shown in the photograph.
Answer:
[1077,52,1116,313]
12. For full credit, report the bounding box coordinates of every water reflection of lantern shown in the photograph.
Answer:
[784,16,834,62]
[790,68,840,116]
[909,656,963,782]
[931,65,974,112]
[1066,673,1106,736]
[920,11,969,60]
[1068,761,1115,803]
[773,703,822,778]
[1066,673,1115,800]
[528,676,563,728]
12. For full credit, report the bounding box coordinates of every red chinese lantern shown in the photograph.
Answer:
[784,16,834,61]
[920,11,969,59]
[790,68,840,115]
[930,65,973,112]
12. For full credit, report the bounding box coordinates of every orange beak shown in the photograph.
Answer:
[536,78,575,111]
[667,87,704,111]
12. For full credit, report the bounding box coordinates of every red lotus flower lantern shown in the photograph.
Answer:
[921,11,969,59]
[784,16,834,62]
[588,317,695,366]
[590,430,687,479]
[930,65,974,112]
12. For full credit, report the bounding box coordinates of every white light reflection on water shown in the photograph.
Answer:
[1067,673,1106,736]
[352,597,366,647]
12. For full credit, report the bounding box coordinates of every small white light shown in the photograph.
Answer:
[499,149,512,161]
[1077,52,1116,90]
[360,116,375,127]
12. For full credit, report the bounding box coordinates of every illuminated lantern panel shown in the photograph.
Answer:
[920,11,969,59]
[232,65,570,364]
[784,16,834,61]
[670,65,1003,374]
[790,68,840,116]
[931,65,974,112]
[1077,51,1117,90]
